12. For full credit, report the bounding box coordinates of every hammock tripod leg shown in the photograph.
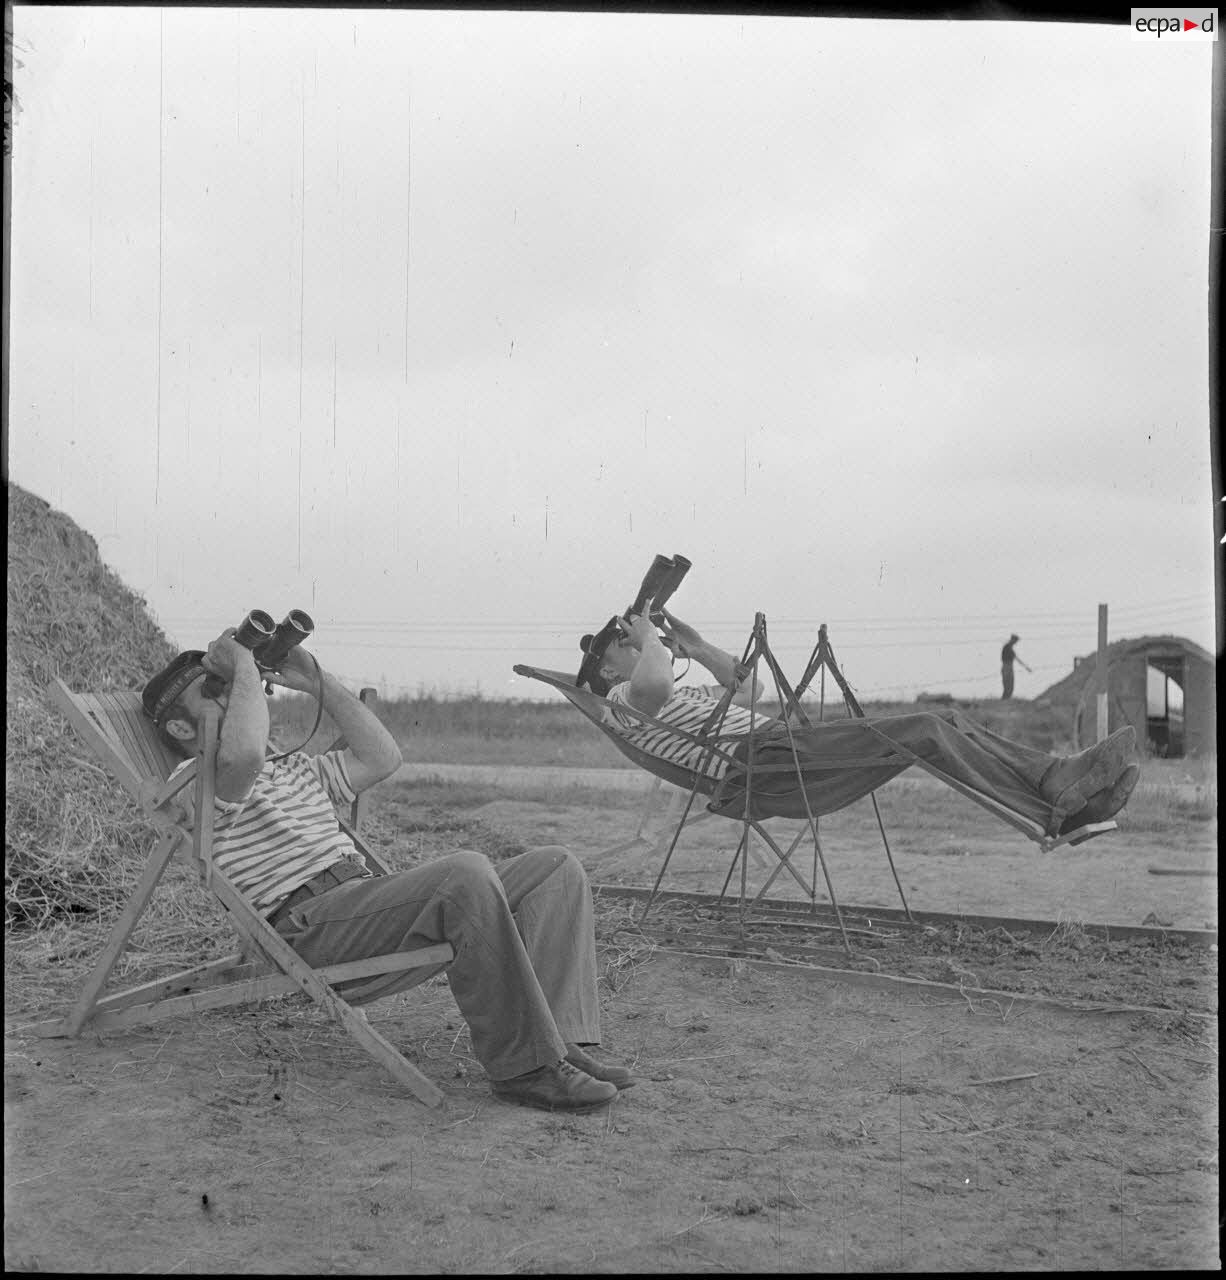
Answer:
[714,827,793,892]
[796,625,913,922]
[717,834,743,901]
[751,616,854,954]
[739,825,749,928]
[870,791,912,921]
[638,780,708,924]
[642,615,857,956]
[736,824,815,907]
[592,619,910,950]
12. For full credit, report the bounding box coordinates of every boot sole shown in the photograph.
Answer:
[1050,733,1137,816]
[1057,763,1141,836]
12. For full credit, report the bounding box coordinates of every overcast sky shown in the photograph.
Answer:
[8,6,1217,704]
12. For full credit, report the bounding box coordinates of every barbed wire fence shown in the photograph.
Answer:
[152,590,1216,702]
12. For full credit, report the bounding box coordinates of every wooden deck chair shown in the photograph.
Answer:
[23,678,455,1108]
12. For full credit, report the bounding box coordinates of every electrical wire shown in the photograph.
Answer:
[156,591,1215,639]
[155,592,1216,700]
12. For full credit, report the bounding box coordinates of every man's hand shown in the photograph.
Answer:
[620,609,663,652]
[657,608,759,705]
[260,643,323,697]
[656,608,704,659]
[202,629,259,683]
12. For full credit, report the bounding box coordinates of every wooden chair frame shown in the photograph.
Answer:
[23,679,454,1108]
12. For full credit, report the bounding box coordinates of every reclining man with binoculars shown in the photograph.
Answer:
[142,611,632,1114]
[578,556,1140,843]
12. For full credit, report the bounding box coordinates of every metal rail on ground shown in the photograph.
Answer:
[592,883,1218,948]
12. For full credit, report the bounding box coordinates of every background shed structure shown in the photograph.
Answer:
[1041,635,1216,758]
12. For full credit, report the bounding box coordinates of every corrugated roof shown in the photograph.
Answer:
[1039,634,1217,705]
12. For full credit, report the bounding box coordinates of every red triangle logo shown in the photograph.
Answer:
[1184,18,1198,31]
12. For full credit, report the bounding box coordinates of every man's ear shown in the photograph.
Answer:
[164,716,196,744]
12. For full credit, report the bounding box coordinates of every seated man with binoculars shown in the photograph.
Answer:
[142,615,631,1113]
[579,599,1140,843]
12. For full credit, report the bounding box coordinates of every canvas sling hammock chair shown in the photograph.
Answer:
[516,616,1116,955]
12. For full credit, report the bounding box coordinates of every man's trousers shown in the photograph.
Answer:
[272,847,601,1080]
[711,707,1063,834]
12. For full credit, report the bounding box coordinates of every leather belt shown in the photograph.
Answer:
[267,861,368,927]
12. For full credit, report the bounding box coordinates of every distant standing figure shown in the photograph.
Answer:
[1001,634,1031,700]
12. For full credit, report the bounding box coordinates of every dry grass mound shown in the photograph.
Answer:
[6,482,178,928]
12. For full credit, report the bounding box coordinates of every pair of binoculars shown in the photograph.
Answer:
[232,609,315,672]
[577,554,691,691]
[199,609,316,700]
[625,554,691,625]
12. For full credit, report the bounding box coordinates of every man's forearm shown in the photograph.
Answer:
[690,640,742,689]
[317,671,402,784]
[219,660,271,756]
[627,638,675,715]
[690,640,762,707]
[214,660,272,799]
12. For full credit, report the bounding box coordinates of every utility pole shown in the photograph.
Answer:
[1095,604,1109,743]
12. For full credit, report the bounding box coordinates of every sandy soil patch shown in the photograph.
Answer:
[5,947,1218,1274]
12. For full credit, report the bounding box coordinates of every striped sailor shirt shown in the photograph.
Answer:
[169,749,369,914]
[603,683,773,781]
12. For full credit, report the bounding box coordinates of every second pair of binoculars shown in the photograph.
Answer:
[626,553,691,624]
[232,609,315,673]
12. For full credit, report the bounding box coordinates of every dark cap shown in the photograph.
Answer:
[141,650,207,725]
[577,619,620,695]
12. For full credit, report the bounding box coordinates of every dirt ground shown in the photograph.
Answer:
[4,776,1219,1274]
